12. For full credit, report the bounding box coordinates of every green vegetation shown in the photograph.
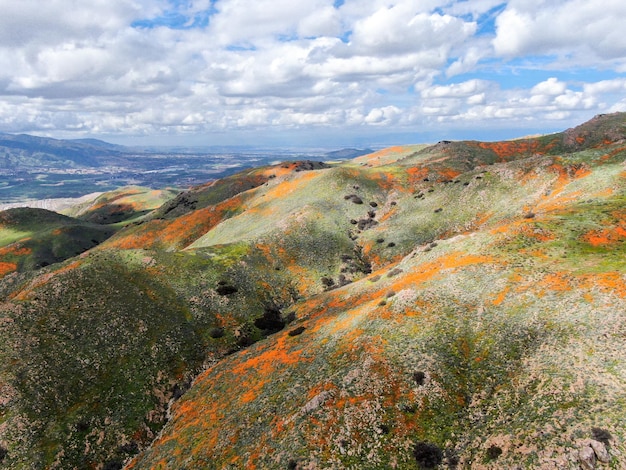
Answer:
[1,113,626,469]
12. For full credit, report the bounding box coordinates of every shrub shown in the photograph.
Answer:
[413,371,426,385]
[387,242,396,247]
[357,218,378,230]
[216,281,238,295]
[344,194,363,204]
[103,460,123,470]
[369,201,378,207]
[0,446,7,462]
[254,306,285,333]
[288,326,306,336]
[486,445,502,460]
[208,327,225,339]
[387,268,403,278]
[413,441,443,469]
[592,427,612,446]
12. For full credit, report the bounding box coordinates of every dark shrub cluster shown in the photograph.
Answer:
[216,281,238,295]
[413,441,443,469]
[387,268,403,278]
[486,445,502,461]
[288,326,306,336]
[253,306,285,334]
[592,427,612,446]
[103,460,123,470]
[344,194,363,204]
[413,371,426,385]
[293,160,331,171]
[357,218,378,230]
[208,327,225,339]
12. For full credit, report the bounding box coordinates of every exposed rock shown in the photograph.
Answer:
[579,445,596,470]
[589,440,610,463]
[302,390,332,414]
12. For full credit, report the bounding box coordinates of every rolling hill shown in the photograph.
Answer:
[0,113,625,469]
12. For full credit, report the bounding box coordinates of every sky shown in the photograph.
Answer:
[1,0,626,148]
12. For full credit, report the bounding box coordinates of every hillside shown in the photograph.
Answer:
[0,133,126,169]
[0,113,625,469]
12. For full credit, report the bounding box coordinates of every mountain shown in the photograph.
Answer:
[0,133,126,168]
[0,113,625,469]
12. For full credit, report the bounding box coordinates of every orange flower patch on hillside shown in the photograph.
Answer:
[537,190,582,213]
[352,146,411,166]
[475,138,557,162]
[0,262,17,277]
[389,253,498,293]
[527,271,626,299]
[492,286,510,306]
[106,193,248,250]
[437,167,462,180]
[263,171,319,201]
[583,225,626,246]
[519,224,556,242]
[0,245,32,257]
[321,253,499,318]
[592,273,626,298]
[231,334,307,404]
[406,166,429,186]
[539,272,573,292]
[105,220,169,250]
[599,145,626,162]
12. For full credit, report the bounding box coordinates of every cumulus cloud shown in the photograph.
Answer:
[0,0,624,143]
[493,0,626,63]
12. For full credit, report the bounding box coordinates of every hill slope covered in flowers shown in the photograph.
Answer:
[1,113,625,469]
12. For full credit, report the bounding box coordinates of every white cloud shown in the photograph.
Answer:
[493,0,626,64]
[351,8,476,56]
[0,0,624,144]
[531,78,567,96]
[422,80,489,99]
[298,6,342,38]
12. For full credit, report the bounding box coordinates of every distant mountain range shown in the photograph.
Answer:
[0,131,371,170]
[0,131,372,205]
[0,113,625,469]
[0,132,126,167]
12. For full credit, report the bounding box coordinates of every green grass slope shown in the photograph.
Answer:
[63,186,179,225]
[0,113,624,470]
[0,208,115,276]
